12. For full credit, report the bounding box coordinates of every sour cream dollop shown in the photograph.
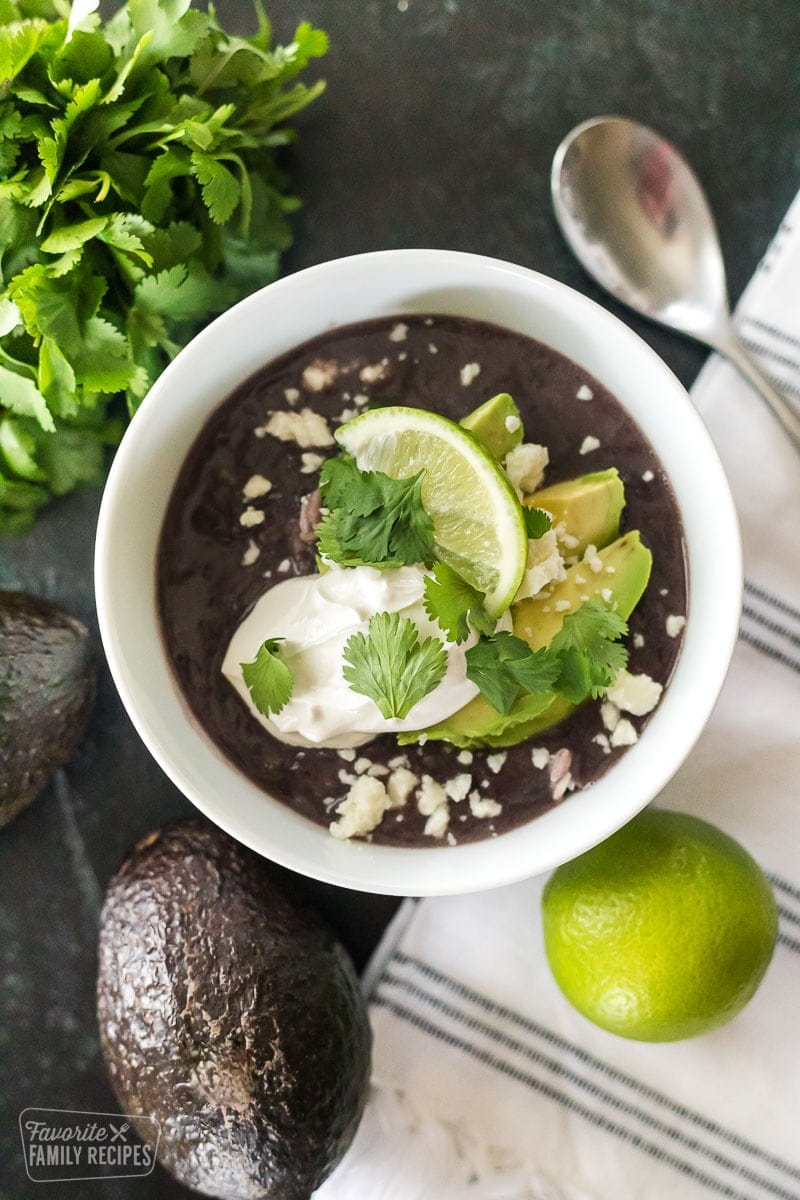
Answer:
[222,565,493,749]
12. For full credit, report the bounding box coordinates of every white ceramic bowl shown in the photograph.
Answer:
[95,249,741,897]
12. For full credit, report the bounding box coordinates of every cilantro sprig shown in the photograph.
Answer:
[317,457,436,568]
[0,0,327,532]
[241,637,293,717]
[423,561,495,643]
[523,507,552,539]
[342,611,447,719]
[465,600,629,714]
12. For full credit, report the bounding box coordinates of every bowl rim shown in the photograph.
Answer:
[95,247,742,896]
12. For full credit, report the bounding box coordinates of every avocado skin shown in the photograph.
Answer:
[97,821,372,1200]
[0,590,95,828]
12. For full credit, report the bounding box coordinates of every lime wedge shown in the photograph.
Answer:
[336,406,528,615]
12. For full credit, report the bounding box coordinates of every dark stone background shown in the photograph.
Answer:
[1,1,798,1196]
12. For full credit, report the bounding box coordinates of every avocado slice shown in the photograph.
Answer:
[528,468,624,555]
[0,591,95,828]
[410,531,652,749]
[460,393,523,460]
[97,821,372,1199]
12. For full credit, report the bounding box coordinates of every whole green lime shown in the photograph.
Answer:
[542,809,778,1041]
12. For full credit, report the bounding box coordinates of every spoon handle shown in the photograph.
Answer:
[714,334,800,454]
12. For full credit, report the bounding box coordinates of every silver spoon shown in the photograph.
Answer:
[551,115,800,453]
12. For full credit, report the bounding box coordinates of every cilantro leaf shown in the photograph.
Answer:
[317,457,436,568]
[465,631,559,714]
[241,637,293,717]
[523,506,552,539]
[342,612,447,720]
[549,599,629,702]
[423,561,495,643]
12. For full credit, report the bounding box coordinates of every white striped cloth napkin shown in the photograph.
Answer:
[318,191,800,1200]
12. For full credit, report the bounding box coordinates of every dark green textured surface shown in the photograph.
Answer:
[1,2,798,1196]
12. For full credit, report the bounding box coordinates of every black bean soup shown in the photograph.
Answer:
[158,316,687,847]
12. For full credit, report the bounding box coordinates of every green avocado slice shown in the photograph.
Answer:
[403,530,652,749]
[460,393,523,460]
[528,468,624,556]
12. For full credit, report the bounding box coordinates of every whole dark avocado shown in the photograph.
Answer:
[0,590,95,828]
[96,821,372,1200]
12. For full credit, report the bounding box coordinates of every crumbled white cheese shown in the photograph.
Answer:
[329,776,390,840]
[469,793,502,819]
[444,773,472,802]
[388,754,410,770]
[574,573,587,585]
[302,359,339,392]
[600,700,620,732]
[642,469,654,482]
[242,473,272,500]
[353,393,370,406]
[580,435,601,455]
[486,752,507,775]
[424,317,434,326]
[389,322,408,342]
[592,732,611,753]
[531,747,550,769]
[354,756,372,774]
[367,763,390,777]
[284,387,300,405]
[505,443,549,494]
[360,361,389,384]
[446,832,457,846]
[515,529,566,601]
[424,805,450,838]
[606,668,663,716]
[428,343,438,354]
[337,769,357,786]
[460,362,481,386]
[240,507,265,528]
[584,543,603,574]
[554,599,571,613]
[606,565,616,575]
[387,767,419,809]
[633,632,645,649]
[576,384,594,401]
[505,414,521,433]
[457,749,474,765]
[416,774,448,816]
[300,452,325,474]
[398,352,407,361]
[264,408,334,447]
[338,748,356,762]
[666,614,686,638]
[277,558,291,573]
[610,718,638,747]
[600,587,613,603]
[241,539,260,566]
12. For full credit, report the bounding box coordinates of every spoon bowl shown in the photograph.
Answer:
[552,116,800,452]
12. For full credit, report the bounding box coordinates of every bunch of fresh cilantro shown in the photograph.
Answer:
[0,0,327,533]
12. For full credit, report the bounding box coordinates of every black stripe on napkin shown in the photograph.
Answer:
[744,581,800,627]
[374,995,762,1200]
[391,952,800,1187]
[738,629,800,676]
[743,318,800,356]
[742,606,800,651]
[378,969,799,1200]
